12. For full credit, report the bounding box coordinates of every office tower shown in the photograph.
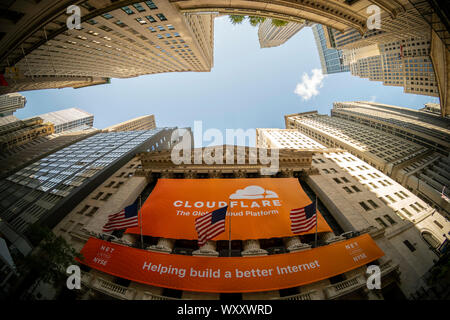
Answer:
[0,123,175,298]
[285,111,429,176]
[285,110,450,218]
[258,19,308,48]
[36,108,94,134]
[312,25,349,74]
[104,115,156,132]
[0,128,174,235]
[257,128,449,296]
[0,76,111,96]
[346,38,439,98]
[0,93,26,117]
[1,1,215,94]
[0,117,54,151]
[331,101,450,155]
[0,129,99,179]
[331,101,450,217]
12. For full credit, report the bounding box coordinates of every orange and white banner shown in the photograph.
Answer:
[78,233,384,293]
[126,178,332,240]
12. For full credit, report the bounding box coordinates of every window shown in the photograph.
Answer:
[401,208,412,217]
[384,215,396,225]
[341,177,350,183]
[351,185,361,192]
[102,13,113,19]
[86,207,99,217]
[375,217,388,228]
[78,205,89,214]
[101,193,113,201]
[333,178,342,184]
[145,1,158,9]
[367,200,379,209]
[92,192,103,200]
[156,13,167,21]
[343,186,353,194]
[403,240,416,252]
[146,15,156,23]
[133,3,146,12]
[434,220,444,229]
[359,201,371,211]
[136,17,147,24]
[167,24,175,30]
[121,6,134,15]
[148,26,156,32]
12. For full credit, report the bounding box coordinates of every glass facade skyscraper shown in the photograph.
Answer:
[312,24,349,75]
[0,128,174,234]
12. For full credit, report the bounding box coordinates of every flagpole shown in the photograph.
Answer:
[140,195,144,249]
[228,208,231,257]
[314,194,318,248]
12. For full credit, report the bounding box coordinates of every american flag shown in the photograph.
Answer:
[102,203,139,232]
[290,200,317,234]
[195,206,227,247]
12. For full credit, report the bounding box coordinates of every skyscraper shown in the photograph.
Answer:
[104,115,156,132]
[0,117,54,152]
[36,108,94,134]
[0,93,26,117]
[1,1,215,94]
[258,19,308,48]
[312,25,349,75]
[345,38,439,98]
[257,127,449,295]
[285,109,450,218]
[0,128,174,235]
[330,101,450,218]
[331,101,450,155]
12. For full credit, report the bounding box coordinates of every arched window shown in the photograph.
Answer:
[422,231,440,249]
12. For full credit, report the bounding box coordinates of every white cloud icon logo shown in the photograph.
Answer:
[229,186,279,199]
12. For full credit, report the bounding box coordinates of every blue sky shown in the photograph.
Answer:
[16,16,438,146]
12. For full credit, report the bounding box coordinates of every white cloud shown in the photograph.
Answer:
[229,186,278,199]
[294,69,325,100]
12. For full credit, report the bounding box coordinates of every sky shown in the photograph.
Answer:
[15,16,439,147]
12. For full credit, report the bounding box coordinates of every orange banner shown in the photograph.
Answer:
[126,178,332,240]
[78,234,383,293]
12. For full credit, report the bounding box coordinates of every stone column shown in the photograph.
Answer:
[208,170,222,178]
[147,237,175,253]
[242,239,268,256]
[185,171,196,179]
[234,170,246,178]
[283,236,311,252]
[193,240,219,256]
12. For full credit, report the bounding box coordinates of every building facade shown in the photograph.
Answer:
[257,128,449,296]
[258,19,308,49]
[312,24,349,75]
[1,0,215,94]
[47,145,405,300]
[104,115,156,132]
[0,117,54,152]
[36,108,94,134]
[0,93,26,117]
[330,101,450,218]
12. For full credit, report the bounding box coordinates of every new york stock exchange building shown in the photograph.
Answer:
[51,144,443,300]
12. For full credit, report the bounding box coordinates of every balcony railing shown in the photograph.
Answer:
[91,277,136,300]
[273,290,321,300]
[324,275,366,299]
[142,291,181,300]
